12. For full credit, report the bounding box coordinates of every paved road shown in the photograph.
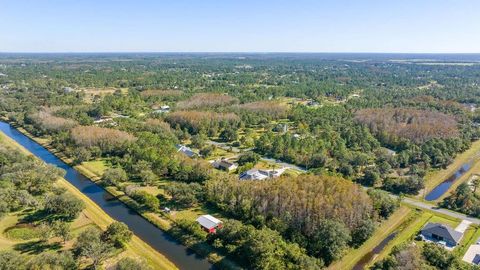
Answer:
[402,197,480,225]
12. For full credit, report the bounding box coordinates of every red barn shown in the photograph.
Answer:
[196,215,223,233]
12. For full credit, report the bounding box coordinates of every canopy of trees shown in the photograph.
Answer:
[205,174,375,264]
[165,110,240,134]
[355,108,459,143]
[70,126,135,152]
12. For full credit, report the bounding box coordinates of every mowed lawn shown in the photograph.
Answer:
[0,131,178,270]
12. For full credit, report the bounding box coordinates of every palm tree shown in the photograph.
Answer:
[471,177,480,193]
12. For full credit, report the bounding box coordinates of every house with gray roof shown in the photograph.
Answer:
[176,144,197,158]
[213,159,238,172]
[420,222,464,247]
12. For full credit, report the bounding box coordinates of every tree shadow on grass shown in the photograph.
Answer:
[20,210,72,224]
[19,210,52,224]
[13,240,62,255]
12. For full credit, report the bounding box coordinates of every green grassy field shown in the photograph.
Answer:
[81,160,108,176]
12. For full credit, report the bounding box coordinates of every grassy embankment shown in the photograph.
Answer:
[421,139,480,201]
[329,206,411,270]
[10,124,239,269]
[0,130,177,270]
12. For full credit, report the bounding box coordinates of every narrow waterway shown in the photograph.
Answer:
[353,232,398,270]
[0,121,213,270]
[425,163,472,201]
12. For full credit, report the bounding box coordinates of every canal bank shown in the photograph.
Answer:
[0,130,177,270]
[0,121,214,270]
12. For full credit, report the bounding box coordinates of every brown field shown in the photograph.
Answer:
[176,93,238,110]
[235,100,289,117]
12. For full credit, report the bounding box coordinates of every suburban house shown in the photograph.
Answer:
[239,168,286,180]
[176,144,197,158]
[93,116,117,126]
[420,222,464,247]
[62,86,75,93]
[153,105,170,114]
[306,100,320,107]
[463,236,480,265]
[196,215,223,233]
[212,159,238,172]
[239,169,269,180]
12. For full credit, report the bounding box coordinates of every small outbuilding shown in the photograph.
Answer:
[196,215,223,233]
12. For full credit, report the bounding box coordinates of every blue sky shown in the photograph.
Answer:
[1,0,479,53]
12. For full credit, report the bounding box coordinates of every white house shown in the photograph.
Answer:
[239,168,286,180]
[154,105,170,114]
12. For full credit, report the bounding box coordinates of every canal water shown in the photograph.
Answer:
[353,231,398,270]
[0,121,213,270]
[425,163,472,201]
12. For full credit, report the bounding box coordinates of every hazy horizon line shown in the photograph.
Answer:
[1,51,480,55]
